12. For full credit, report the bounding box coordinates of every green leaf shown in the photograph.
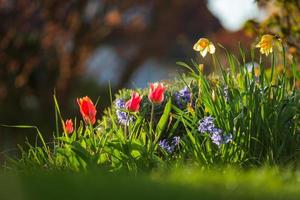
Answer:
[291,58,300,80]
[155,98,172,138]
[176,61,194,73]
[71,141,91,166]
[53,94,63,137]
[0,124,47,149]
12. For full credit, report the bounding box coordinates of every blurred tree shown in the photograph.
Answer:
[0,0,223,159]
[0,0,222,121]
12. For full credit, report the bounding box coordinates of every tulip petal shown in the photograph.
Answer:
[77,96,97,125]
[148,82,165,104]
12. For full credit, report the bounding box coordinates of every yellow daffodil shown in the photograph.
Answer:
[256,34,274,56]
[193,38,215,58]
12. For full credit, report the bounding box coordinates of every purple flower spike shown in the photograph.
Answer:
[198,116,215,134]
[159,139,173,153]
[198,116,233,148]
[159,136,181,154]
[174,87,191,108]
[172,136,181,146]
[115,98,125,109]
[211,132,223,147]
[115,98,132,126]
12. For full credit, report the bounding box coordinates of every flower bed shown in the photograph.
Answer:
[7,35,300,172]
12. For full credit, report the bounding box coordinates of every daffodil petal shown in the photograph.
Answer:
[208,43,215,54]
[193,43,201,51]
[200,48,208,57]
[257,34,275,56]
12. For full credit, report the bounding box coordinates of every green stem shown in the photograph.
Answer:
[212,54,217,72]
[88,123,94,136]
[149,103,155,148]
[270,51,275,85]
[281,43,286,99]
[124,124,128,139]
[124,111,129,139]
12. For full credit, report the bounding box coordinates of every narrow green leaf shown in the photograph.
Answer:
[176,61,195,73]
[155,98,172,138]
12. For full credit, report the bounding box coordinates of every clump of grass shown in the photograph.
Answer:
[3,36,300,173]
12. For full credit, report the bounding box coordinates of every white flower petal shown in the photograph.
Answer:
[200,48,208,57]
[208,43,216,54]
[193,43,201,51]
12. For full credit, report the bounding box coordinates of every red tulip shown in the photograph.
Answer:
[64,119,74,134]
[125,92,142,112]
[148,82,165,104]
[77,96,97,125]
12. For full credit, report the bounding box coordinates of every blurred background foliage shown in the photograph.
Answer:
[246,0,300,57]
[0,0,299,159]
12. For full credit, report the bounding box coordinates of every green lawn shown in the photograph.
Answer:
[1,168,300,200]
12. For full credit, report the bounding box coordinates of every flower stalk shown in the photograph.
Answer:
[149,103,155,145]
